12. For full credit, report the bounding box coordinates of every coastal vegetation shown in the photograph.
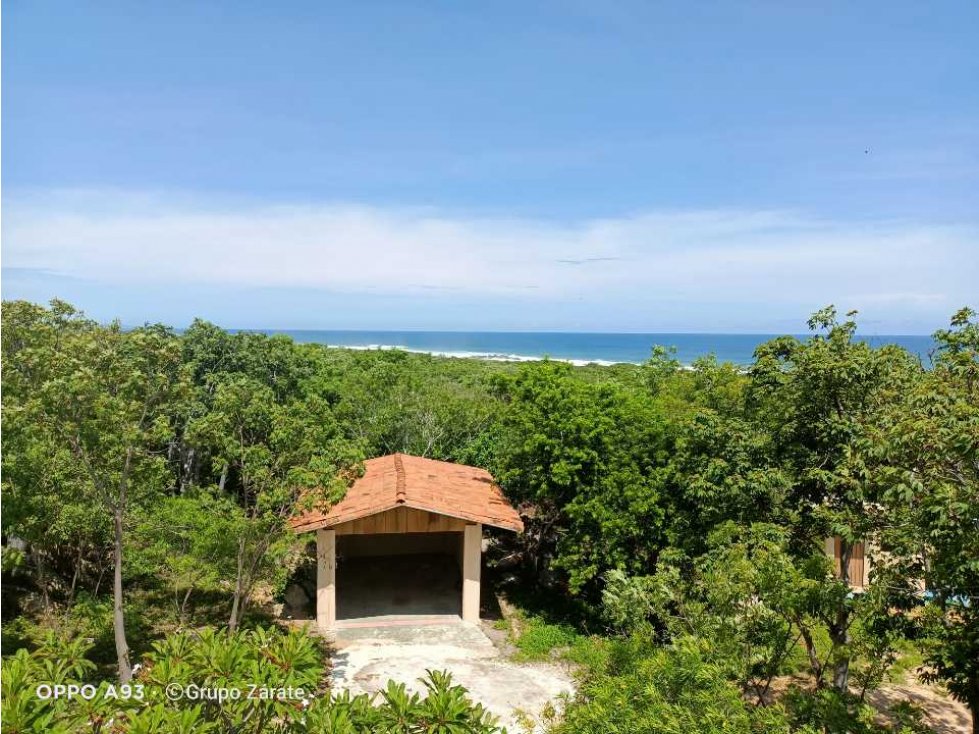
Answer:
[2,298,977,733]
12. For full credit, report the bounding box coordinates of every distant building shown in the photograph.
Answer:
[291,453,523,638]
[825,537,869,590]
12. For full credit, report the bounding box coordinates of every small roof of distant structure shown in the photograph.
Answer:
[290,453,523,533]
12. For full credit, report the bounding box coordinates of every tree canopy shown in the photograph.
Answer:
[3,299,977,733]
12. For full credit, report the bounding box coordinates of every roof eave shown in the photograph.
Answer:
[290,500,523,534]
[401,501,524,533]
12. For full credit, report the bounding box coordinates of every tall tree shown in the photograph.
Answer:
[876,308,979,732]
[186,376,359,630]
[2,301,187,681]
[2,301,112,607]
[490,361,669,594]
[749,306,920,691]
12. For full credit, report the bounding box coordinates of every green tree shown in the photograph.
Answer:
[2,301,112,608]
[175,321,319,492]
[2,301,188,682]
[323,348,498,460]
[129,492,243,622]
[875,307,979,732]
[186,376,359,629]
[653,525,802,703]
[662,411,790,555]
[749,306,920,691]
[491,361,669,594]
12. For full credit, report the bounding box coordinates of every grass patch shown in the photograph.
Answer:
[513,616,583,661]
[885,638,925,684]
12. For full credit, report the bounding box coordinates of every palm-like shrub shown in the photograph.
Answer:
[1,628,505,733]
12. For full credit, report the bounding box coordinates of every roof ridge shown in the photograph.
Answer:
[393,453,406,504]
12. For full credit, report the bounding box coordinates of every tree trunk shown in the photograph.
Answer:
[229,593,241,632]
[94,562,107,598]
[228,539,246,632]
[799,625,824,686]
[112,508,132,683]
[229,527,276,632]
[832,539,852,692]
[68,544,85,605]
[36,553,51,613]
[180,586,193,622]
[179,447,196,494]
[969,677,979,734]
[832,641,850,691]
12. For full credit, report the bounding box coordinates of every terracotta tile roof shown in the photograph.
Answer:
[290,453,523,533]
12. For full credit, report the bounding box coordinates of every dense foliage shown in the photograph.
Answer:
[1,626,501,733]
[2,299,977,733]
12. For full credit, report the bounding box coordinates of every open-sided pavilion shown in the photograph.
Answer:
[290,453,523,636]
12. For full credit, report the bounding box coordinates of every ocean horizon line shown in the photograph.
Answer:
[226,327,934,338]
[209,328,938,367]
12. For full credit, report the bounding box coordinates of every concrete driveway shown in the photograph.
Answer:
[330,620,574,732]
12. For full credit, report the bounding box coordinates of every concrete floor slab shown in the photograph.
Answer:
[330,622,574,733]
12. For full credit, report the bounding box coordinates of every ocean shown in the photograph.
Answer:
[247,330,938,367]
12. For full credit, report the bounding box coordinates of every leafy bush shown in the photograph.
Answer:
[1,626,505,733]
[600,568,661,635]
[1,594,117,667]
[552,635,792,734]
[304,670,501,734]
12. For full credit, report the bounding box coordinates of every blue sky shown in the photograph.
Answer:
[3,1,977,333]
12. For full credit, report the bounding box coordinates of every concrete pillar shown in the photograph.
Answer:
[316,528,336,638]
[462,523,482,623]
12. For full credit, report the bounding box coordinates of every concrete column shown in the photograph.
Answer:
[462,524,482,623]
[316,528,336,638]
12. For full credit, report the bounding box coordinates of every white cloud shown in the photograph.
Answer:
[3,189,976,313]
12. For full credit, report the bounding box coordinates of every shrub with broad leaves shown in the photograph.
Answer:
[1,627,505,733]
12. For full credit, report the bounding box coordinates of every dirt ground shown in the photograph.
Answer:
[329,620,574,733]
[763,674,972,734]
[868,681,972,734]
